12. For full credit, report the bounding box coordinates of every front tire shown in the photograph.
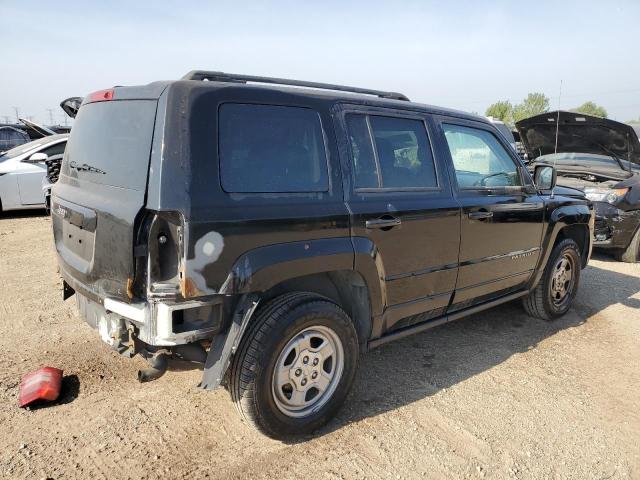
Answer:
[616,226,640,263]
[229,292,359,439]
[523,238,581,321]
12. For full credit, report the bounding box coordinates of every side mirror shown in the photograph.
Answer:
[25,152,48,163]
[534,165,557,190]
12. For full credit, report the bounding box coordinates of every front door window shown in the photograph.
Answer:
[443,124,522,189]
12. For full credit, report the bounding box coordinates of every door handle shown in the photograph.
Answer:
[468,211,493,220]
[365,216,402,229]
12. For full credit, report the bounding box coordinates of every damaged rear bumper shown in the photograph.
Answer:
[592,203,640,250]
[76,292,223,348]
[73,290,258,390]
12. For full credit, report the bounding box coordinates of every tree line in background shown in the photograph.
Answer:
[485,94,609,128]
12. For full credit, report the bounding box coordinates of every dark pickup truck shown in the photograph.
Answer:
[51,71,593,439]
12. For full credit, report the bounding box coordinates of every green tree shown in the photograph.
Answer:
[485,101,513,125]
[571,101,607,118]
[513,93,550,123]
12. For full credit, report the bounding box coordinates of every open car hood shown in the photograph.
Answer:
[60,97,83,119]
[516,111,640,164]
[19,117,56,137]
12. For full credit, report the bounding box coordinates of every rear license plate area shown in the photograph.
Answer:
[62,221,95,263]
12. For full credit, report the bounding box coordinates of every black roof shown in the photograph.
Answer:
[108,72,484,124]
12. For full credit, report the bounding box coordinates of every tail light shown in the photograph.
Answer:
[18,367,63,407]
[134,211,184,299]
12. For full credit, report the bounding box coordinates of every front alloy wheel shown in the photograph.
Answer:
[523,238,581,321]
[549,253,575,308]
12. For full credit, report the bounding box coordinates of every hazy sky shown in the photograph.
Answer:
[2,0,640,125]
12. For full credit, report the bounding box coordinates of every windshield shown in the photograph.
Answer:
[0,138,50,161]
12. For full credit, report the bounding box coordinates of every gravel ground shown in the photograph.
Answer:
[0,212,639,480]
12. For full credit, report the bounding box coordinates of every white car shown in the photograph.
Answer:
[0,134,68,212]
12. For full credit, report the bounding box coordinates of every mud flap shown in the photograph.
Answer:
[63,281,75,301]
[199,295,259,390]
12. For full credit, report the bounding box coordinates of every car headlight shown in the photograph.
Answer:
[584,187,629,204]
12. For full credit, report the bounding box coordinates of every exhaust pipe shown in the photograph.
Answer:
[137,343,206,383]
[138,350,170,383]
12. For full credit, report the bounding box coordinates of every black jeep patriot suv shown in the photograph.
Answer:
[51,71,594,439]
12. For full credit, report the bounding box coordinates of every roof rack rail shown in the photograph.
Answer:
[181,70,410,101]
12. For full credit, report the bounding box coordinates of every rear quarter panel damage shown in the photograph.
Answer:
[182,230,225,295]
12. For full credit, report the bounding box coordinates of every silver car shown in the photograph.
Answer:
[0,134,68,212]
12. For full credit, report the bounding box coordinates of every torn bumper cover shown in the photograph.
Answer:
[592,203,640,250]
[76,293,223,347]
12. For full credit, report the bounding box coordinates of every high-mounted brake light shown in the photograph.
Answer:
[85,89,115,104]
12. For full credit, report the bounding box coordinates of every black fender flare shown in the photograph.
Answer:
[218,236,385,317]
[529,202,593,289]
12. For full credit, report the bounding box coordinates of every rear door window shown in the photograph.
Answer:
[344,115,378,189]
[219,104,329,193]
[345,114,438,190]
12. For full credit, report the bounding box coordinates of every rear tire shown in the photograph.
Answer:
[229,292,359,440]
[616,226,640,263]
[523,238,581,321]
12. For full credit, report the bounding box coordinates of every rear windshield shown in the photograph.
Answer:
[219,103,329,193]
[62,100,156,190]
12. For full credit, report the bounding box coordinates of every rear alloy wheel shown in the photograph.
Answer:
[272,325,344,418]
[229,292,358,439]
[523,238,581,321]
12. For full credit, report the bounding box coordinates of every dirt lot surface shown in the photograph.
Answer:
[1,212,639,480]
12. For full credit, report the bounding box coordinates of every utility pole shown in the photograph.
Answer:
[1,116,9,124]
[46,109,55,126]
[12,107,19,122]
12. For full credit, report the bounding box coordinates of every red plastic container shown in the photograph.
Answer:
[18,367,63,407]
